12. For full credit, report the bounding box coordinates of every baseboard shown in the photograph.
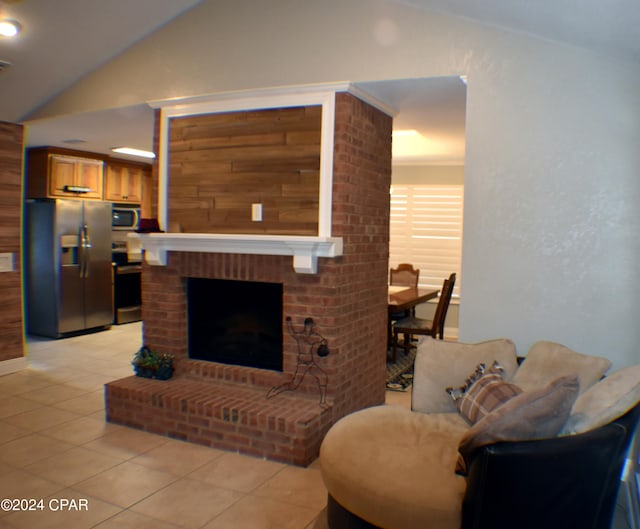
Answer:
[444,326,459,340]
[0,356,28,376]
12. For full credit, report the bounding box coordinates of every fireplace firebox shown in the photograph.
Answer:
[186,278,283,371]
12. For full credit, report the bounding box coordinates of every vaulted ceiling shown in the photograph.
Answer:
[0,0,636,164]
[401,0,640,64]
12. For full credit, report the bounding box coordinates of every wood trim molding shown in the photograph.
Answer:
[153,87,340,238]
[148,82,395,237]
[131,232,343,274]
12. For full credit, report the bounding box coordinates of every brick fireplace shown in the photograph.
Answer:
[186,277,284,371]
[105,91,392,466]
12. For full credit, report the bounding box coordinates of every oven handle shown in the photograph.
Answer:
[115,264,143,275]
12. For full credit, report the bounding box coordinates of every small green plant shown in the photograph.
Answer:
[132,346,174,380]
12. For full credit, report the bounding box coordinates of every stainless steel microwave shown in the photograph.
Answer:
[112,205,140,231]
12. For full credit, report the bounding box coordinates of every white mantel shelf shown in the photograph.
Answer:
[131,233,344,274]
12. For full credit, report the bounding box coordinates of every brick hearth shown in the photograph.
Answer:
[105,92,392,466]
[106,374,333,466]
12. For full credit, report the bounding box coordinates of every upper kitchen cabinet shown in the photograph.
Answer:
[104,161,148,204]
[50,156,103,199]
[26,147,104,200]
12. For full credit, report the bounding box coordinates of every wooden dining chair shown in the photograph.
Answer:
[389,263,420,320]
[389,263,420,289]
[391,272,456,361]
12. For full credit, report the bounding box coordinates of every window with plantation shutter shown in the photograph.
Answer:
[389,184,463,299]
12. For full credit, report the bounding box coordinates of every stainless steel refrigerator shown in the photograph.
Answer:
[25,199,113,338]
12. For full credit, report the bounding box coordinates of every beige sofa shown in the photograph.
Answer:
[320,338,640,529]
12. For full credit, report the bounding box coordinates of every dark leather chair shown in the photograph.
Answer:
[620,426,640,529]
[325,400,640,529]
[461,399,640,529]
[391,272,456,360]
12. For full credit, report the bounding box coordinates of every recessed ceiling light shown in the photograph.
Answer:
[0,20,21,38]
[111,147,156,159]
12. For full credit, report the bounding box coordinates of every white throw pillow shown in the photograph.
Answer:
[513,341,611,394]
[412,338,518,414]
[561,364,640,435]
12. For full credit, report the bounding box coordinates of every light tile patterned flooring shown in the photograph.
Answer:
[0,322,392,529]
[11,324,633,529]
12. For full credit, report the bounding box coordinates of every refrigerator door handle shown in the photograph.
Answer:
[79,226,86,278]
[83,224,92,278]
[80,224,92,278]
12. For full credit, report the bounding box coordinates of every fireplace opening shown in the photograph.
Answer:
[187,278,283,371]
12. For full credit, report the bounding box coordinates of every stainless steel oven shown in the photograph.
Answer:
[112,262,142,324]
[111,205,142,324]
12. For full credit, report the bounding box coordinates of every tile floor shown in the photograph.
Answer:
[3,324,633,529]
[1,322,401,529]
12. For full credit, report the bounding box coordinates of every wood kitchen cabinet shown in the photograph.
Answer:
[49,155,103,199]
[104,161,147,204]
[26,148,104,200]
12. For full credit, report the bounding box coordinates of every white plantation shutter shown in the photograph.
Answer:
[389,184,463,298]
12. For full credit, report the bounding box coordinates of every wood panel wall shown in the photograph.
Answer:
[168,106,321,235]
[0,121,24,362]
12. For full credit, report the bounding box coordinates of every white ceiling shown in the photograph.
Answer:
[356,76,467,164]
[400,0,640,64]
[0,0,203,162]
[1,0,637,165]
[0,0,203,122]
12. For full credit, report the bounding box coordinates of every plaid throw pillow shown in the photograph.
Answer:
[446,361,523,424]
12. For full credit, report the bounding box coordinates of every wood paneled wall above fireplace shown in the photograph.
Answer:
[168,105,322,235]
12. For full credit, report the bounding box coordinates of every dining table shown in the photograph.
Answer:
[387,285,440,349]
